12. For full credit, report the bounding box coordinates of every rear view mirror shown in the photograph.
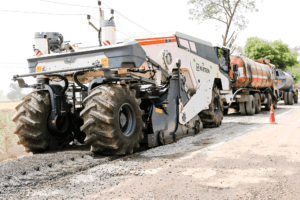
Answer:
[233,64,238,72]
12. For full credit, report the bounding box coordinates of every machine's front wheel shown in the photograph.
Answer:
[199,85,223,128]
[80,84,144,155]
[12,91,72,153]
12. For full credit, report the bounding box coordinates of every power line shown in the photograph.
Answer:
[0,62,27,65]
[39,0,110,9]
[0,10,87,16]
[100,2,154,35]
[39,0,155,35]
[90,17,132,38]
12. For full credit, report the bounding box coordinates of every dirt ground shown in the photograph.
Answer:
[0,102,18,110]
[1,99,300,199]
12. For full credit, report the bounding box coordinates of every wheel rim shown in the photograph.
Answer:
[118,103,136,137]
[214,97,220,115]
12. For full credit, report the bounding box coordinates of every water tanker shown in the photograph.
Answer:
[219,55,279,116]
[276,69,298,105]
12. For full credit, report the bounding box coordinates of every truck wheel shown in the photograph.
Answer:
[199,85,223,128]
[284,92,289,105]
[12,91,72,153]
[80,84,144,155]
[246,95,255,115]
[294,93,298,104]
[254,93,261,114]
[273,98,278,109]
[223,108,229,115]
[239,102,247,115]
[288,92,294,105]
[265,93,272,111]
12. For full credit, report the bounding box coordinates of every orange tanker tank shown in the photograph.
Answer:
[230,56,276,89]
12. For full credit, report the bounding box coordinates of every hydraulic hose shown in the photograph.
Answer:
[73,71,88,91]
[46,74,68,94]
[223,88,249,109]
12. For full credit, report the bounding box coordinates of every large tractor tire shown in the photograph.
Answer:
[288,92,294,105]
[199,85,223,128]
[12,91,72,153]
[254,93,261,114]
[80,84,144,155]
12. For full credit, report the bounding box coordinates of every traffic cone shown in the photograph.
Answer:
[269,104,276,124]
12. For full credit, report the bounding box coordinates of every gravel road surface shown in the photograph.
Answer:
[1,99,299,199]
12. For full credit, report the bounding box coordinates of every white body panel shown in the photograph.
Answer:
[140,37,232,124]
[102,26,117,46]
[35,38,49,55]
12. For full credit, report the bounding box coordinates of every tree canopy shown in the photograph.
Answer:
[244,37,299,69]
[7,83,25,101]
[188,0,259,52]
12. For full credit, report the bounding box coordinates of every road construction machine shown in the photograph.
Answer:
[12,5,234,154]
[276,69,298,105]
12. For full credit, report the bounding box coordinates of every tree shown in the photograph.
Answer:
[7,83,25,101]
[188,0,259,53]
[244,37,298,69]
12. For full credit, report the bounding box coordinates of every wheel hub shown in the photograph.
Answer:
[118,103,136,137]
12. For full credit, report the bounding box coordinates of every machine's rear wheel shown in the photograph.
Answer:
[12,91,72,153]
[294,93,298,104]
[80,84,144,155]
[288,92,294,105]
[199,85,223,128]
[254,93,261,114]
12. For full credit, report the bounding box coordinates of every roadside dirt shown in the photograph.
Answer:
[1,100,299,199]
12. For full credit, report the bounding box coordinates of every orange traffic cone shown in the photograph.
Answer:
[269,104,276,124]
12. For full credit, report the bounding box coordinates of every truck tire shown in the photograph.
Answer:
[265,93,272,111]
[223,108,229,115]
[239,102,247,115]
[284,92,289,105]
[80,84,144,155]
[273,97,278,109]
[294,93,298,104]
[199,85,223,128]
[254,93,261,114]
[246,95,255,115]
[288,92,294,105]
[12,91,72,153]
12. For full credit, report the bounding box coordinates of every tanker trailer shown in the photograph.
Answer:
[275,69,298,105]
[222,56,279,115]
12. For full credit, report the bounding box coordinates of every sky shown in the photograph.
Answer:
[0,0,299,95]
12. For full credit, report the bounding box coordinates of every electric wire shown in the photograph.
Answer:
[90,16,132,38]
[0,10,87,16]
[38,0,154,35]
[39,0,109,9]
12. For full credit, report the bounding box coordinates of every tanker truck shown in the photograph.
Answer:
[276,69,298,105]
[11,4,235,154]
[220,55,279,115]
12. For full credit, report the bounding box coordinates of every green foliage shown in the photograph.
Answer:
[286,63,300,85]
[7,83,25,101]
[244,37,299,69]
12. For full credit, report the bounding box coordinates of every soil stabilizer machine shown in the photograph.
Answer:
[12,5,234,154]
